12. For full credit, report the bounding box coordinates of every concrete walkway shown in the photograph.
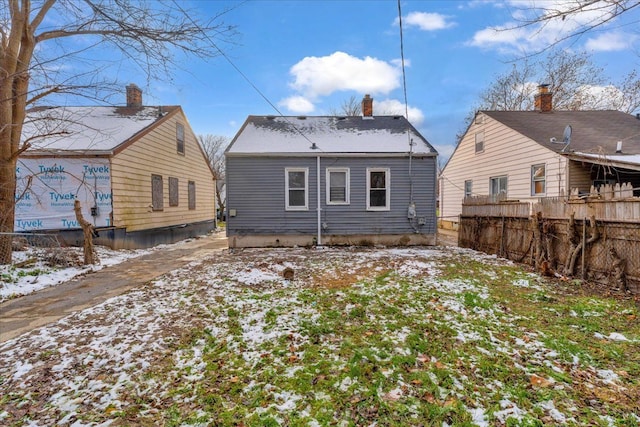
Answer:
[0,231,228,343]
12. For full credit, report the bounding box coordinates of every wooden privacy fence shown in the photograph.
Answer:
[459,193,640,295]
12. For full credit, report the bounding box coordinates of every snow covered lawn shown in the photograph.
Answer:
[0,246,153,303]
[1,246,639,426]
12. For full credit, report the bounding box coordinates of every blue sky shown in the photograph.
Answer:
[111,1,640,162]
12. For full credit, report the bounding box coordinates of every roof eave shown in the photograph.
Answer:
[225,151,437,158]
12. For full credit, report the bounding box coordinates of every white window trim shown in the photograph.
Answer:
[366,167,390,211]
[285,167,309,211]
[326,167,350,205]
[531,164,546,196]
[464,180,473,198]
[489,175,508,197]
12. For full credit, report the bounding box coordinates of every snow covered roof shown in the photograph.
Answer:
[226,115,437,156]
[22,106,176,154]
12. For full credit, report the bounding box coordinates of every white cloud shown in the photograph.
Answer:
[585,32,636,52]
[374,99,425,126]
[289,52,401,98]
[573,84,629,111]
[279,96,315,114]
[468,0,629,54]
[397,12,455,31]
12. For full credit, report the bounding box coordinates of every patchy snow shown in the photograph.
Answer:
[0,245,153,302]
[1,245,638,425]
[594,331,632,342]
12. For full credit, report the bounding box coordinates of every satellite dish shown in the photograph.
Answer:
[562,125,572,143]
[561,125,572,152]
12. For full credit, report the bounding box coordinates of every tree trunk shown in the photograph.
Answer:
[74,200,98,265]
[0,158,17,264]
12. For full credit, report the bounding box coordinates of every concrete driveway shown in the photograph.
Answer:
[0,232,228,343]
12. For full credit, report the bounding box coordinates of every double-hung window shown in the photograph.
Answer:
[285,168,308,210]
[490,175,508,197]
[366,168,390,210]
[531,164,546,196]
[326,168,350,204]
[464,180,473,198]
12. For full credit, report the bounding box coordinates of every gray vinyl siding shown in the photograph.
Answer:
[226,155,437,236]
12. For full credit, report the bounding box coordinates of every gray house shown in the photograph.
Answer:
[225,95,438,248]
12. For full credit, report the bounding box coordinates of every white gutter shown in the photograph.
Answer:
[316,155,322,246]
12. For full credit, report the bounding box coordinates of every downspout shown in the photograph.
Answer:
[316,155,322,245]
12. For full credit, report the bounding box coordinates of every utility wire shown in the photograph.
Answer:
[397,0,415,203]
[171,0,320,149]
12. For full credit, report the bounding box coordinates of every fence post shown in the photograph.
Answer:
[500,216,505,257]
[581,219,586,280]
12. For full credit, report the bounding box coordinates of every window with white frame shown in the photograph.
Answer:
[326,168,349,204]
[531,164,546,195]
[490,175,508,196]
[464,180,473,198]
[366,168,390,210]
[285,168,308,210]
[475,132,484,153]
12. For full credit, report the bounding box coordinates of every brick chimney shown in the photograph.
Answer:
[126,84,143,108]
[534,84,552,112]
[362,94,373,117]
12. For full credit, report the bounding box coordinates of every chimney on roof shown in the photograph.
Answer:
[362,94,373,117]
[534,84,552,113]
[126,84,143,108]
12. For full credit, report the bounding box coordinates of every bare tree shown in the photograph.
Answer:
[328,95,362,116]
[506,0,640,55]
[456,49,640,144]
[0,0,236,263]
[198,134,229,221]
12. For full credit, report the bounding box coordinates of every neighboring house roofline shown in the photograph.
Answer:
[111,105,180,156]
[439,110,481,173]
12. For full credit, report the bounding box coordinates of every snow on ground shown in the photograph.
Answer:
[0,238,203,302]
[1,245,638,426]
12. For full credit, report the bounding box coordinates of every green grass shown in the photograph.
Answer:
[2,248,639,426]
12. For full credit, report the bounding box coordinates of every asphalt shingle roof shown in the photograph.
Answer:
[482,110,640,155]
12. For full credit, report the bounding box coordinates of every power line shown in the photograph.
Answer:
[170,1,319,148]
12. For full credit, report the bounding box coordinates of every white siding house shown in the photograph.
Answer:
[440,87,640,229]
